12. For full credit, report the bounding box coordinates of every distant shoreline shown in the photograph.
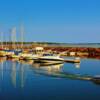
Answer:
[0,42,100,48]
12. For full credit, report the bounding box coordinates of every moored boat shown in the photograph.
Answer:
[37,53,64,64]
[0,49,6,57]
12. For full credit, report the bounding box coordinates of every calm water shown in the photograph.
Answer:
[0,57,100,100]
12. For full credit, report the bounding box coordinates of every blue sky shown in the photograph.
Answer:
[0,0,100,43]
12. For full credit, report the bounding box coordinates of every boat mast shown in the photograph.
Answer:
[20,24,24,49]
[0,32,3,49]
[11,27,16,50]
[5,33,8,50]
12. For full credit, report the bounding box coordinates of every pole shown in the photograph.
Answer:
[20,24,24,49]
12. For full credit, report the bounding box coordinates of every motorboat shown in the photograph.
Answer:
[37,53,64,64]
[19,53,39,60]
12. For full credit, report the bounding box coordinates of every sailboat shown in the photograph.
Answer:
[7,27,20,59]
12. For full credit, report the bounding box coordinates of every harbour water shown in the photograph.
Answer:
[0,57,100,100]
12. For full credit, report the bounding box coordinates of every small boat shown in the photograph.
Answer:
[19,53,39,60]
[6,50,22,59]
[37,53,64,64]
[6,50,15,58]
[0,49,6,57]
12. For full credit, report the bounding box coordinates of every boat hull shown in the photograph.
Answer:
[35,58,64,64]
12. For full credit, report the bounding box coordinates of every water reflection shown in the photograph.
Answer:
[0,57,100,91]
[32,62,64,72]
[0,58,26,89]
[31,62,100,86]
[0,57,100,100]
[0,60,4,80]
[0,58,5,92]
[20,63,25,88]
[32,62,89,80]
[11,62,16,87]
[0,57,6,63]
[0,57,6,80]
[19,59,34,65]
[74,63,80,69]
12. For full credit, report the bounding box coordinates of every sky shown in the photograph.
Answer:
[0,0,100,43]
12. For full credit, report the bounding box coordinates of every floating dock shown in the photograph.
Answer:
[64,58,80,63]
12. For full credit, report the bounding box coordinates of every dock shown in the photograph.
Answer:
[64,58,80,63]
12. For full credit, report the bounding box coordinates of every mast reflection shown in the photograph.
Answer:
[10,59,26,88]
[0,58,6,80]
[11,61,16,88]
[19,62,25,88]
[0,57,6,92]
